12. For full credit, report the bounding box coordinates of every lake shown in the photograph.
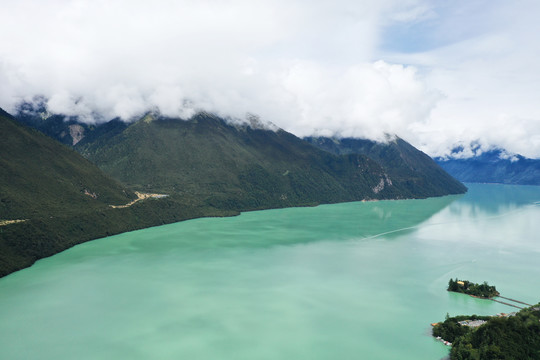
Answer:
[0,183,539,359]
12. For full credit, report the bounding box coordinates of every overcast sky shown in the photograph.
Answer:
[1,0,540,158]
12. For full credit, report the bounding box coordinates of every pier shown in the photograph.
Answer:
[496,296,533,307]
[491,295,533,310]
[491,299,524,309]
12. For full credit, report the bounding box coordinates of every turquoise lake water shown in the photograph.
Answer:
[1,183,539,359]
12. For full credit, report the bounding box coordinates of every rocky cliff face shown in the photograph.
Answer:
[68,124,85,145]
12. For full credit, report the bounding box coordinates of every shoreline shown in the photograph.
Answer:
[0,191,465,279]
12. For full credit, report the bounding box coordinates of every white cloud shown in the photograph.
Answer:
[1,0,539,158]
[382,1,540,158]
[271,60,440,141]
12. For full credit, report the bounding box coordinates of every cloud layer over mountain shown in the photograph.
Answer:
[1,0,540,158]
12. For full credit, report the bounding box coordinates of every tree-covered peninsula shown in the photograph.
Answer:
[447,278,499,298]
[433,304,540,359]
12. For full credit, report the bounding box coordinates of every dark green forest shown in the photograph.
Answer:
[305,136,468,198]
[0,109,234,277]
[433,304,540,359]
[448,278,499,298]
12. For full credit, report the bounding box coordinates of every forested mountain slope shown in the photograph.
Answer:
[2,108,467,277]
[76,113,439,210]
[0,109,228,277]
[305,136,467,197]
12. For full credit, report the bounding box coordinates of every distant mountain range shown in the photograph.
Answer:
[1,105,466,277]
[435,150,540,186]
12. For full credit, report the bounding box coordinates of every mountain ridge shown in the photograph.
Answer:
[2,107,467,277]
[304,136,467,197]
[73,112,467,207]
[75,113,401,208]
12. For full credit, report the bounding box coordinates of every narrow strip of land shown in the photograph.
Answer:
[110,191,168,209]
